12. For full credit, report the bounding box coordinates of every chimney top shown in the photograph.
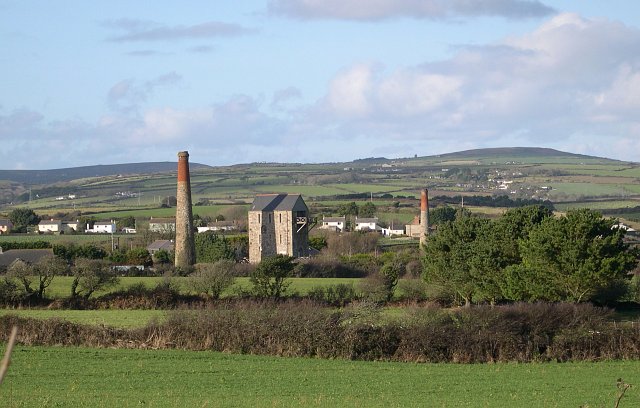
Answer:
[178,151,189,158]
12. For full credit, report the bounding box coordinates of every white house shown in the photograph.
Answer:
[87,221,116,234]
[320,216,346,232]
[38,219,63,233]
[63,220,80,231]
[149,217,176,233]
[354,217,381,232]
[381,227,405,237]
[197,221,237,233]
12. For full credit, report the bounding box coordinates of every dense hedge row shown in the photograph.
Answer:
[2,302,640,363]
[0,241,51,250]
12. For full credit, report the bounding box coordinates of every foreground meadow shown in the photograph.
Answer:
[1,346,638,407]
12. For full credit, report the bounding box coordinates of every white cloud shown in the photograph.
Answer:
[301,13,640,161]
[107,72,182,114]
[3,13,640,168]
[105,19,256,42]
[268,0,555,21]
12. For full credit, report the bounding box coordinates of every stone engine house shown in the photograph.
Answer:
[248,194,310,264]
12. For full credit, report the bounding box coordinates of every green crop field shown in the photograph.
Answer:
[2,346,639,407]
[0,309,164,328]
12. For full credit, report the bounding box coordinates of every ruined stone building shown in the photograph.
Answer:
[248,194,311,264]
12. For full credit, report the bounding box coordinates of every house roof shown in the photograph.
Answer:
[0,249,54,268]
[0,219,13,227]
[94,221,115,226]
[323,217,346,223]
[250,194,308,212]
[146,240,174,251]
[39,219,62,226]
[355,217,378,224]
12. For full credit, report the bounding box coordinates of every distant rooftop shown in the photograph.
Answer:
[250,194,308,212]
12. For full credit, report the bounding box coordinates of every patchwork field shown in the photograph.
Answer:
[1,346,638,407]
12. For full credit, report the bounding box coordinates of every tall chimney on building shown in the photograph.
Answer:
[175,151,195,269]
[420,188,429,247]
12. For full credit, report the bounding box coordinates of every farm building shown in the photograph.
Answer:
[38,219,64,234]
[0,219,13,234]
[320,216,346,232]
[0,248,54,272]
[354,217,381,232]
[149,217,176,233]
[248,194,312,264]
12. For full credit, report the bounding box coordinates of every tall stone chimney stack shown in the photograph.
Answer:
[174,151,195,269]
[420,188,429,247]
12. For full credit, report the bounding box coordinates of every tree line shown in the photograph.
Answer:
[422,206,638,306]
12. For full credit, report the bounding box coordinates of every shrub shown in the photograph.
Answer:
[189,260,236,299]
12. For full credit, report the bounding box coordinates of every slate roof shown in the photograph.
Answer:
[323,217,346,223]
[0,249,54,268]
[146,240,174,252]
[250,194,308,212]
[39,219,62,226]
[355,217,379,224]
[0,219,13,227]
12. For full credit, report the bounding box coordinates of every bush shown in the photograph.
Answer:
[250,255,295,299]
[307,283,358,306]
[294,258,367,278]
[189,260,236,299]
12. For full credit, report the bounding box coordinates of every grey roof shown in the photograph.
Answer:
[355,217,379,223]
[323,217,346,222]
[250,194,308,212]
[39,220,61,225]
[0,249,54,268]
[0,219,13,227]
[95,221,115,226]
[146,240,174,251]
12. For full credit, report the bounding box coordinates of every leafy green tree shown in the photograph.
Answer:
[53,243,107,262]
[8,208,40,232]
[6,255,68,300]
[429,206,457,226]
[250,255,295,299]
[504,209,637,303]
[359,202,377,218]
[470,205,553,303]
[189,259,236,299]
[116,216,136,230]
[195,232,235,263]
[379,261,401,301]
[71,258,119,299]
[153,249,172,265]
[337,202,359,217]
[309,236,327,251]
[422,214,491,306]
[126,248,153,267]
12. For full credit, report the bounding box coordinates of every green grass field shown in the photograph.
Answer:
[0,309,165,328]
[35,277,364,299]
[2,346,639,407]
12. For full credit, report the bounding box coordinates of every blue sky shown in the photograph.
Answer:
[2,0,640,169]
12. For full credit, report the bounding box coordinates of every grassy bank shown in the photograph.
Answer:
[2,346,638,407]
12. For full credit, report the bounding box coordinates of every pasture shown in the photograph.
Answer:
[1,346,638,407]
[29,277,364,299]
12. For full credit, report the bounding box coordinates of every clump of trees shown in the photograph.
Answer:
[422,206,638,306]
[8,208,40,233]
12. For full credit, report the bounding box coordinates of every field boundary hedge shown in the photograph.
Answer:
[2,302,639,363]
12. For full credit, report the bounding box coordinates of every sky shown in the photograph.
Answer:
[2,1,640,169]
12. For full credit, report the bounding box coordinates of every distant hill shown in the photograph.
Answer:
[432,147,613,161]
[0,162,212,185]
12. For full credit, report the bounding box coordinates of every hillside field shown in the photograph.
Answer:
[1,346,638,407]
